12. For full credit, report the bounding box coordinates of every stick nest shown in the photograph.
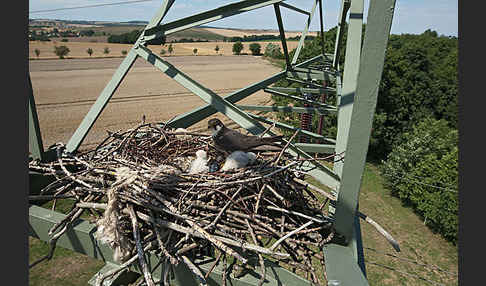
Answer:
[29,123,336,285]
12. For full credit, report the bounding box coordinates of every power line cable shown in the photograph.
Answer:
[384,170,457,188]
[30,0,154,14]
[382,172,458,193]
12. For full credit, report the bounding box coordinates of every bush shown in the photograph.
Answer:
[264,43,283,59]
[249,43,261,55]
[121,50,128,56]
[103,47,110,55]
[232,41,243,55]
[86,48,93,57]
[381,117,458,243]
[54,45,70,59]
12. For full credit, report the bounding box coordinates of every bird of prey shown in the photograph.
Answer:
[207,118,283,154]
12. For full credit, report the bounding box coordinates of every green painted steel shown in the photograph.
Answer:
[273,3,292,69]
[143,0,285,42]
[28,76,45,161]
[279,2,310,15]
[292,143,335,154]
[247,113,336,144]
[332,0,396,244]
[332,0,351,69]
[333,0,364,179]
[167,55,324,129]
[264,88,336,109]
[236,104,337,115]
[286,70,332,82]
[144,0,175,31]
[323,243,369,286]
[317,0,326,57]
[65,50,139,153]
[268,86,336,95]
[291,0,318,65]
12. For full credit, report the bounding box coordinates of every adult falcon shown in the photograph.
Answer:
[207,118,283,154]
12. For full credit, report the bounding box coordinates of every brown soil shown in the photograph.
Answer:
[29,55,281,152]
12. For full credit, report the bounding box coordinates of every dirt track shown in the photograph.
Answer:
[30,55,281,152]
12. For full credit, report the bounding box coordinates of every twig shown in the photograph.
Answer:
[127,204,156,286]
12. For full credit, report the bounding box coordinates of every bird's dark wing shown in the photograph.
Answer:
[218,129,282,151]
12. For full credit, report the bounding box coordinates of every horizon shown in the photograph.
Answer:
[28,0,458,37]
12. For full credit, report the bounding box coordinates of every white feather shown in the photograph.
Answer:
[221,151,256,171]
[175,128,191,139]
[189,150,209,174]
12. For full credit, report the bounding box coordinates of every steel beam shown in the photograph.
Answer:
[167,55,324,129]
[236,104,337,114]
[65,49,139,154]
[144,0,176,30]
[28,75,45,161]
[293,143,335,154]
[279,2,310,15]
[333,0,364,178]
[333,0,351,69]
[268,86,336,94]
[264,88,336,109]
[333,0,396,244]
[274,3,292,69]
[291,0,318,65]
[143,0,285,42]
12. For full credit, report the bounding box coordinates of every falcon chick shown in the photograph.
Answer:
[221,151,257,171]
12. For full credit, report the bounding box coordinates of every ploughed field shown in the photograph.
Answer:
[29,55,280,152]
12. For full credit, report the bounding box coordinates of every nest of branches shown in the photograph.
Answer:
[29,122,339,286]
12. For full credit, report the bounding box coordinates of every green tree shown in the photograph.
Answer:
[103,47,110,55]
[215,45,220,54]
[264,43,283,59]
[381,117,458,243]
[168,44,174,56]
[34,48,40,58]
[193,48,198,56]
[232,41,243,55]
[160,49,167,56]
[121,50,128,56]
[54,45,70,59]
[86,48,93,57]
[249,43,261,55]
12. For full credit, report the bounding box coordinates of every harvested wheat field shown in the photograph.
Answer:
[29,55,282,153]
[29,40,301,59]
[202,27,318,38]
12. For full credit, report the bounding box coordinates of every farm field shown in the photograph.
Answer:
[29,40,301,59]
[201,27,318,38]
[29,54,281,152]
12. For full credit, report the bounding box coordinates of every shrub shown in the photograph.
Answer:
[249,43,261,55]
[86,48,93,57]
[54,45,70,59]
[121,50,128,56]
[264,43,283,59]
[232,41,243,55]
[103,47,110,55]
[193,48,198,56]
[34,48,40,58]
[160,49,166,56]
[215,45,220,54]
[168,44,174,55]
[381,117,458,243]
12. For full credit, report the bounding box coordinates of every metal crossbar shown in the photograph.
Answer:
[29,0,397,285]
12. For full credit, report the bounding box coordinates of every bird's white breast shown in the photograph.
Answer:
[221,151,255,171]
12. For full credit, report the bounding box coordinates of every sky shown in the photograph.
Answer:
[28,0,458,36]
